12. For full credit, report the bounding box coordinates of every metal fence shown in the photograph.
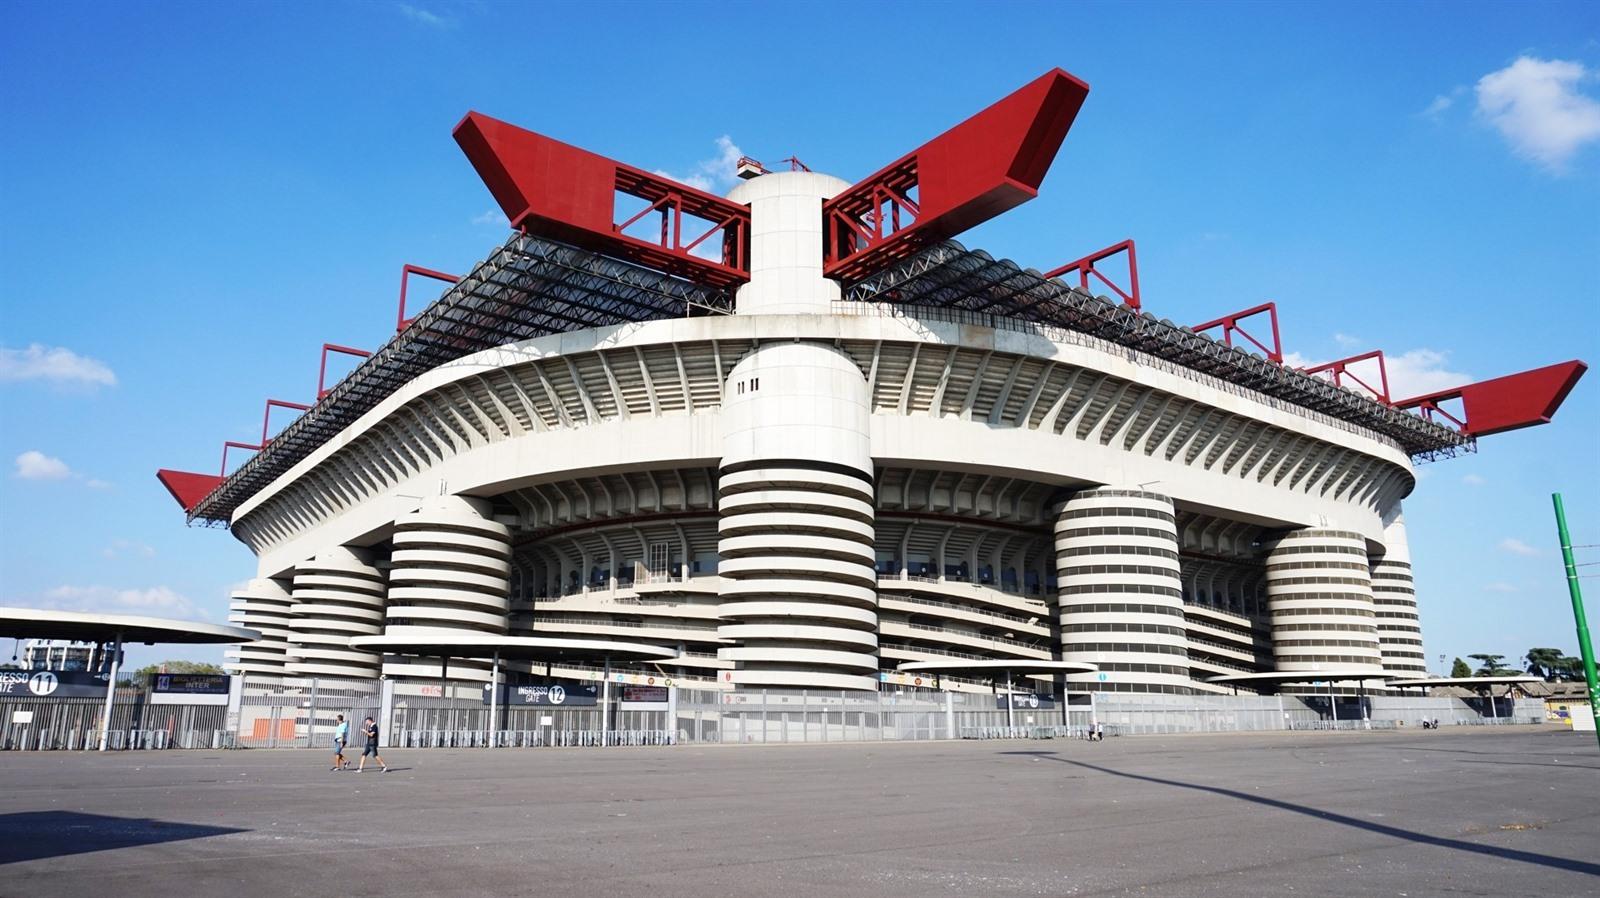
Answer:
[0,674,1550,751]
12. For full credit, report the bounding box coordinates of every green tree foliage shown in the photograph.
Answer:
[1468,653,1518,676]
[1525,647,1568,680]
[1450,657,1473,678]
[130,660,225,679]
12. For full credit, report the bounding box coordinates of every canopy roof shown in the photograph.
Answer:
[1206,669,1393,685]
[0,607,258,645]
[1386,676,1544,688]
[350,633,676,663]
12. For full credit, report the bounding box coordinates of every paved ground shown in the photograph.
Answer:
[0,727,1596,898]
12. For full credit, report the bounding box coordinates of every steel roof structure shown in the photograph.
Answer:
[183,233,733,524]
[842,240,1475,458]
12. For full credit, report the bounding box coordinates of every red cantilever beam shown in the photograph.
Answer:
[1303,350,1391,405]
[453,112,751,288]
[1045,239,1141,311]
[261,398,312,446]
[156,469,225,513]
[1193,302,1283,363]
[1395,360,1588,437]
[823,68,1091,281]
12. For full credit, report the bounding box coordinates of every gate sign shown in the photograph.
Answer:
[482,683,599,706]
[621,685,669,703]
[0,670,108,699]
[997,693,1056,710]
[151,674,231,695]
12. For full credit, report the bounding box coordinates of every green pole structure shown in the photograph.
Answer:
[1553,492,1600,751]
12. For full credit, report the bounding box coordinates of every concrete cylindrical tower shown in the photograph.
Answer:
[717,341,878,691]
[1372,509,1427,677]
[1264,528,1384,674]
[725,171,850,316]
[225,577,295,676]
[381,495,511,683]
[1056,489,1191,694]
[286,547,386,678]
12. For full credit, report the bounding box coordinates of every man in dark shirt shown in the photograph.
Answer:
[356,716,388,773]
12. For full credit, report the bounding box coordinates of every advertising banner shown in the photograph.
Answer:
[621,685,669,703]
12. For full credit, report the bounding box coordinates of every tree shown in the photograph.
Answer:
[1525,647,1567,680]
[130,660,225,680]
[1468,653,1518,676]
[1450,657,1473,678]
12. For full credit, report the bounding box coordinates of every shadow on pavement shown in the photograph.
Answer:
[1016,753,1600,877]
[0,811,246,865]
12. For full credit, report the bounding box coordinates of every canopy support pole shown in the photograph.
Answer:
[97,630,123,752]
[489,650,501,749]
[602,655,612,747]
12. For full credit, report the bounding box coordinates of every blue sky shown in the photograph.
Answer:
[2,0,1596,673]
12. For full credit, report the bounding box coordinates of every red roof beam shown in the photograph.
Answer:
[155,469,225,513]
[453,112,752,288]
[220,440,261,478]
[1192,302,1283,363]
[823,68,1091,281]
[1302,350,1391,405]
[1394,360,1587,437]
[261,398,312,447]
[1045,238,1141,311]
[318,343,372,399]
[397,264,461,332]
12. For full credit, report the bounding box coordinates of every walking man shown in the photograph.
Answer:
[356,716,388,773]
[331,714,349,771]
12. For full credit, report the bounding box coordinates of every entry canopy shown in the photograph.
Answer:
[1206,669,1392,686]
[1386,675,1544,688]
[0,606,258,645]
[350,633,677,663]
[898,659,1098,676]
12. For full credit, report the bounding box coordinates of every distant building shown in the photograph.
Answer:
[21,639,121,675]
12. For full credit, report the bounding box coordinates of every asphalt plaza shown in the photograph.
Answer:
[1,728,1596,898]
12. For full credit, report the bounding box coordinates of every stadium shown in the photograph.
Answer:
[154,69,1585,743]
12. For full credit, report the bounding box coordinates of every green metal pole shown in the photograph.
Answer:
[1553,492,1600,751]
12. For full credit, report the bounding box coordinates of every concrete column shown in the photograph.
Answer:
[717,341,879,692]
[1372,507,1427,677]
[1056,488,1190,694]
[1263,528,1384,678]
[287,547,386,679]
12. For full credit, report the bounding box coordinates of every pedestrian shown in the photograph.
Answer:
[331,714,349,771]
[356,716,388,773]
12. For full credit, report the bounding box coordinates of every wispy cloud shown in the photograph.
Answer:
[0,344,117,388]
[471,209,502,226]
[38,585,209,621]
[1497,537,1541,557]
[1421,86,1467,119]
[102,539,157,560]
[653,135,745,194]
[1461,473,1487,486]
[397,3,453,28]
[1332,332,1362,349]
[1284,346,1469,401]
[14,450,71,481]
[1483,581,1519,593]
[1475,56,1600,172]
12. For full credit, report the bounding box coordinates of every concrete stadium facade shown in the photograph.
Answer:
[216,169,1438,700]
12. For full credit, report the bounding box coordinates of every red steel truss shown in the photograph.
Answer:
[1302,351,1392,405]
[1193,302,1283,363]
[454,112,751,288]
[318,343,373,399]
[155,469,225,513]
[1045,239,1140,311]
[397,264,460,331]
[823,69,1090,281]
[1395,361,1588,437]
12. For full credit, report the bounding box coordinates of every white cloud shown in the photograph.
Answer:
[1484,581,1519,593]
[15,450,71,480]
[1497,537,1541,557]
[85,478,112,490]
[471,209,502,226]
[1332,332,1362,349]
[1461,473,1487,486]
[1423,94,1455,118]
[653,135,745,194]
[0,344,117,388]
[1288,346,1468,401]
[1475,56,1600,172]
[39,585,209,621]
[397,3,452,28]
